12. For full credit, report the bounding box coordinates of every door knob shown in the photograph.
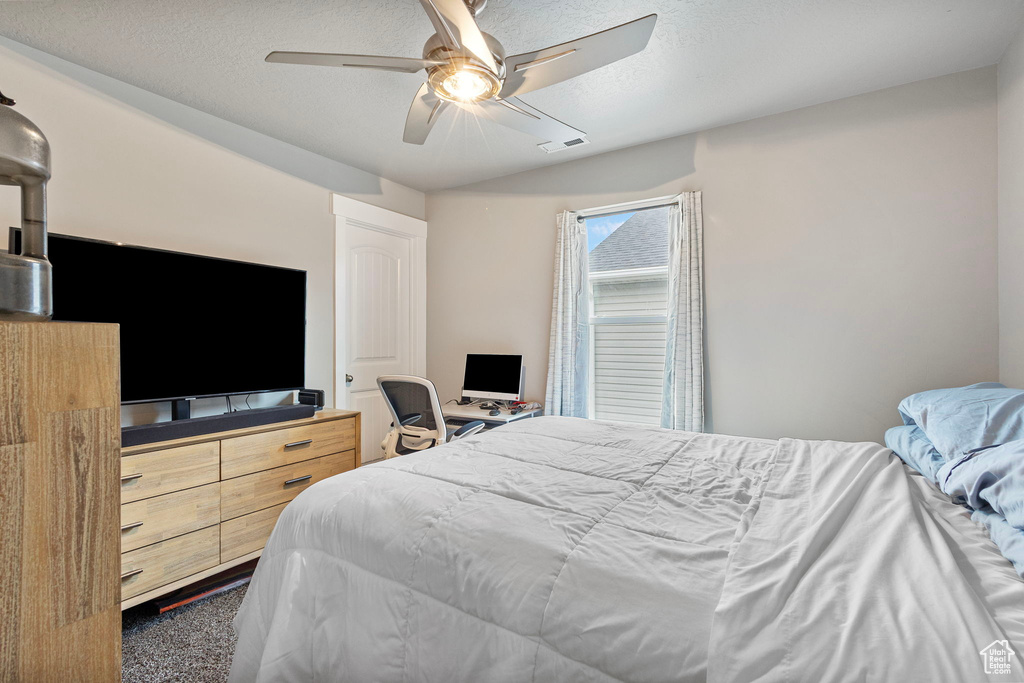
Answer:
[345,374,354,383]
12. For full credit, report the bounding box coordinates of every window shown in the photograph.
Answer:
[585,206,670,425]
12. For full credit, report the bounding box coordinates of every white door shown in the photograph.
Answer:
[333,195,427,464]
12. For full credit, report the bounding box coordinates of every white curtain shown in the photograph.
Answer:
[662,192,705,431]
[544,211,590,417]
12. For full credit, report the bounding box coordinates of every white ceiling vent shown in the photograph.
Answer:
[539,136,591,153]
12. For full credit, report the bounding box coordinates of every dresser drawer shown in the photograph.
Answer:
[120,525,220,600]
[221,502,288,562]
[120,441,220,504]
[221,418,356,479]
[120,483,221,553]
[220,450,356,521]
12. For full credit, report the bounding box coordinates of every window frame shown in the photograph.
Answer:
[577,195,681,424]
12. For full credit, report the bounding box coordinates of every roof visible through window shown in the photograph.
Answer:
[586,206,669,272]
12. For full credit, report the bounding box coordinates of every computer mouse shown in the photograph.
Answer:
[488,409,500,416]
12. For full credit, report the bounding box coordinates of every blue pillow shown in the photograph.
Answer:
[897,382,1024,460]
[885,425,944,483]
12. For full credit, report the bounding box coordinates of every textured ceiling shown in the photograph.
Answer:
[0,0,1022,191]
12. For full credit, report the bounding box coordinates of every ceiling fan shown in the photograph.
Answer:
[266,0,657,147]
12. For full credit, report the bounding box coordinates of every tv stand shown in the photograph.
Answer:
[119,408,361,610]
[122,404,317,447]
[171,398,191,420]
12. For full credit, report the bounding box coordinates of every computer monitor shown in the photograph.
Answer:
[462,354,525,401]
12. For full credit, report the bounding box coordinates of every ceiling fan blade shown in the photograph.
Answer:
[418,0,499,73]
[458,97,585,145]
[404,83,451,144]
[500,14,657,98]
[266,51,442,73]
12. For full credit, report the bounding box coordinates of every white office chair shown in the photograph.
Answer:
[377,375,486,459]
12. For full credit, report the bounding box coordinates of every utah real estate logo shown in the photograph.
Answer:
[979,640,1015,676]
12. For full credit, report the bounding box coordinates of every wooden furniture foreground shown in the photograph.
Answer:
[0,322,122,681]
[119,408,361,609]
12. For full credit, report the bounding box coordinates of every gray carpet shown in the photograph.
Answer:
[122,584,247,682]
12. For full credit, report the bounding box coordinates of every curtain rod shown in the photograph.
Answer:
[575,194,681,223]
[576,201,677,223]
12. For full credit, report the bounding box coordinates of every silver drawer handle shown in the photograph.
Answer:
[284,439,313,449]
[120,521,144,532]
[120,473,143,484]
[284,474,312,486]
[121,568,144,581]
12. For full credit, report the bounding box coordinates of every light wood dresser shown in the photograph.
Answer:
[1,322,122,681]
[119,408,361,609]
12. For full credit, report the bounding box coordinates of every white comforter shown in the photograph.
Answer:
[230,417,1024,682]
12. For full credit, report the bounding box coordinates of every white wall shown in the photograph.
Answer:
[426,68,998,443]
[999,26,1024,388]
[0,42,424,425]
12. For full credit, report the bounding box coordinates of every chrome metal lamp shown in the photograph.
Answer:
[0,89,52,321]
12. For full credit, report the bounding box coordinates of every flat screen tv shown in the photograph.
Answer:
[10,229,306,404]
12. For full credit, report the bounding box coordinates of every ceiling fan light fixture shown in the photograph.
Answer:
[443,71,490,100]
[429,62,501,103]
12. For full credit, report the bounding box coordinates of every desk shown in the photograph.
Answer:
[443,404,541,429]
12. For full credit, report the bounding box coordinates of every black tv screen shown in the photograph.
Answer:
[14,231,306,404]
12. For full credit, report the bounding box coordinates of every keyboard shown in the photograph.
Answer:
[445,417,476,427]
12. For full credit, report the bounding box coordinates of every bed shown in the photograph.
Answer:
[229,416,1024,682]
